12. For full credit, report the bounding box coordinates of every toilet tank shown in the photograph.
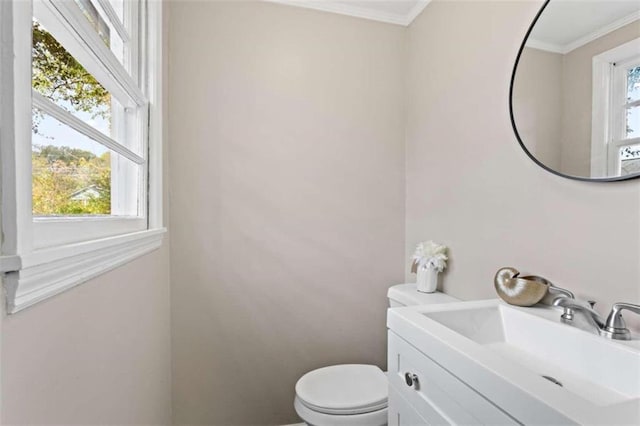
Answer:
[387,283,460,307]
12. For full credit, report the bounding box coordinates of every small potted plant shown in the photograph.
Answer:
[411,240,448,293]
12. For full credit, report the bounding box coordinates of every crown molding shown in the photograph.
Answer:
[564,11,640,54]
[265,1,431,27]
[528,11,640,55]
[405,0,431,25]
[525,38,564,54]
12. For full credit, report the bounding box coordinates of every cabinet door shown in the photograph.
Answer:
[388,331,518,425]
[389,385,434,426]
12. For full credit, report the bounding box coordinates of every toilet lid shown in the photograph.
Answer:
[295,364,388,415]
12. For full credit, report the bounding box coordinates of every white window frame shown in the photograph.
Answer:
[0,0,165,314]
[591,37,640,177]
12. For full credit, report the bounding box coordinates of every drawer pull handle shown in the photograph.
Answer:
[404,372,419,389]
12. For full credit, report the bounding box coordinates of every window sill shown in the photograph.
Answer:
[0,228,166,314]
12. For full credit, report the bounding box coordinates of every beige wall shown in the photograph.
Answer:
[406,0,639,318]
[512,47,563,170]
[1,248,172,425]
[0,3,172,424]
[561,20,640,177]
[168,1,406,424]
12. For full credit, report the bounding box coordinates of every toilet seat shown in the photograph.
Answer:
[295,364,387,415]
[294,396,387,426]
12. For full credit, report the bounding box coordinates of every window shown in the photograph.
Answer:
[610,59,640,176]
[592,38,640,178]
[0,0,164,313]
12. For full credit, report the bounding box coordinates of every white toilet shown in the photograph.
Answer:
[293,283,459,426]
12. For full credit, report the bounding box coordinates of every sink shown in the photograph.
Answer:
[423,303,639,405]
[388,299,640,425]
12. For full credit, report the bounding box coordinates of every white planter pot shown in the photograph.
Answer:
[416,267,439,293]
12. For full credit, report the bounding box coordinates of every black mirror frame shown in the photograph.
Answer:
[509,0,640,182]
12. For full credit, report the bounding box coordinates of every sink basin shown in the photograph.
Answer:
[388,299,640,425]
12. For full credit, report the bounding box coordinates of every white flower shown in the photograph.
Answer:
[412,240,448,272]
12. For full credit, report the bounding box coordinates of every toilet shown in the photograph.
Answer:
[293,283,459,425]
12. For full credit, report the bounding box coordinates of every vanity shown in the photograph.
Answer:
[387,299,640,425]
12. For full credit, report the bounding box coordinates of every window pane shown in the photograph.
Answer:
[32,20,139,152]
[628,66,640,103]
[32,108,140,217]
[620,145,640,177]
[74,0,125,65]
[626,105,640,139]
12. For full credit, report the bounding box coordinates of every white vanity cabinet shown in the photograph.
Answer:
[387,331,518,425]
[386,299,640,425]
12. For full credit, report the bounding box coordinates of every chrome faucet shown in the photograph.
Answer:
[601,303,640,340]
[549,284,575,300]
[552,298,640,340]
[552,297,605,332]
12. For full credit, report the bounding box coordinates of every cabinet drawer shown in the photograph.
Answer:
[388,331,518,425]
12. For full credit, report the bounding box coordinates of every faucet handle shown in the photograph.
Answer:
[552,297,604,326]
[603,302,640,340]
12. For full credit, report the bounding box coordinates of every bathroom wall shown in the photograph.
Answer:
[1,248,172,425]
[0,4,172,424]
[406,1,639,316]
[168,1,406,424]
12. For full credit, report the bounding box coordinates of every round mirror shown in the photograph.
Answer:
[510,0,640,181]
